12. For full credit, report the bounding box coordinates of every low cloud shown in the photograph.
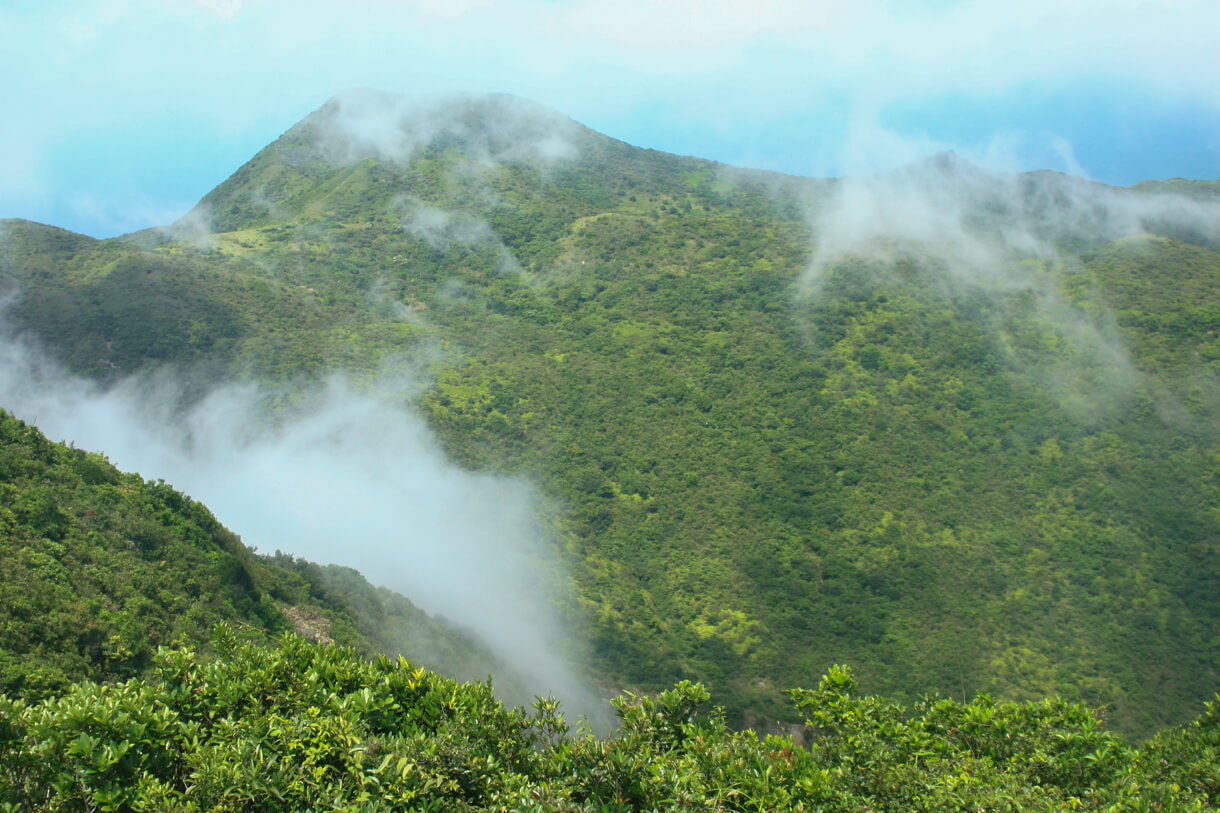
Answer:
[399,199,525,276]
[806,153,1220,285]
[402,200,499,249]
[0,332,607,723]
[800,153,1220,420]
[312,89,580,171]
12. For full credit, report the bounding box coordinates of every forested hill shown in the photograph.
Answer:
[2,90,1219,737]
[0,410,515,701]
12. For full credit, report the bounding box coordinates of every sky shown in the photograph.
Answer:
[1,0,1218,238]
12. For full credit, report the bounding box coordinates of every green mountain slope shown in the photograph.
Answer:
[2,91,1218,736]
[0,409,511,700]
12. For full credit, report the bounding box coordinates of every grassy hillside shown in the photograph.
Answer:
[2,91,1218,737]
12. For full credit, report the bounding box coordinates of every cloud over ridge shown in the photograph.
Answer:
[0,332,602,719]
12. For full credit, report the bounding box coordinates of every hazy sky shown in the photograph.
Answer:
[2,0,1217,237]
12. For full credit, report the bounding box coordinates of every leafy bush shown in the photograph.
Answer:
[4,645,1214,812]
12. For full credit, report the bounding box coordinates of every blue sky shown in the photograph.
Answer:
[2,0,1217,238]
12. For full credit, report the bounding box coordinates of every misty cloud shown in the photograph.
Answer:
[399,199,525,276]
[401,200,499,250]
[806,155,1220,291]
[0,332,605,722]
[156,205,216,248]
[314,89,580,171]
[800,156,1220,421]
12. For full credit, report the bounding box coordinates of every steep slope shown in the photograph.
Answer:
[0,410,511,699]
[2,91,1219,736]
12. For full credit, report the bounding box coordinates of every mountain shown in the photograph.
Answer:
[2,90,1219,737]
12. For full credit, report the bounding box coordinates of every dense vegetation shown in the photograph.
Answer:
[2,91,1219,737]
[1,404,1215,809]
[2,632,1218,811]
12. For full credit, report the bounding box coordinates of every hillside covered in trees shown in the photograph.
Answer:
[0,410,515,703]
[1,91,1219,739]
[1,410,1217,810]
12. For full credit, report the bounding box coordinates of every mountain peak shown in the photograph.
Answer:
[186,88,616,232]
[292,88,594,169]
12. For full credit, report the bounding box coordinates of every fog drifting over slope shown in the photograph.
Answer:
[0,334,605,721]
[799,156,1220,422]
[806,155,1220,287]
